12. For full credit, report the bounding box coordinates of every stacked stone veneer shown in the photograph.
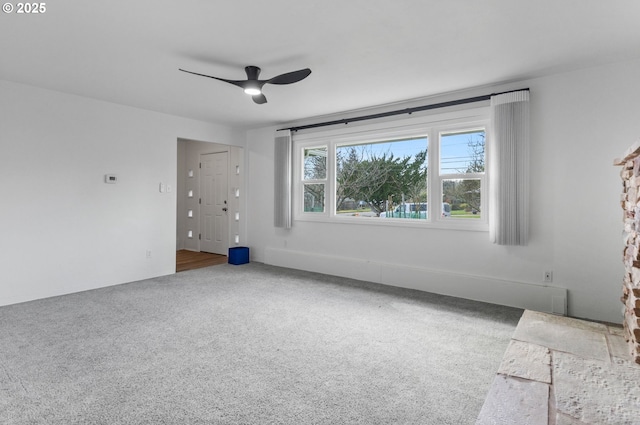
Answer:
[615,143,640,365]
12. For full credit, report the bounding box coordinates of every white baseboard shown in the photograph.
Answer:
[264,247,567,315]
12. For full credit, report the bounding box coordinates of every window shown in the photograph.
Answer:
[336,137,427,218]
[439,129,485,219]
[293,108,489,229]
[302,147,327,212]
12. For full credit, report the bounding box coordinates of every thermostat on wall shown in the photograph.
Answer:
[105,174,118,184]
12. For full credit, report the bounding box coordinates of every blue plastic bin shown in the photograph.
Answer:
[228,247,249,265]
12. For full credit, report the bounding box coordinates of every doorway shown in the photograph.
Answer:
[176,138,244,270]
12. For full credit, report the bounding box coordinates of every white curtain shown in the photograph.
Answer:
[274,129,292,229]
[489,90,530,245]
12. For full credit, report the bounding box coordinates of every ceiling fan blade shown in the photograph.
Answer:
[252,93,267,104]
[266,68,312,85]
[179,68,246,89]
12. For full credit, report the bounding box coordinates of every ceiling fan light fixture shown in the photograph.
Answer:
[243,83,261,96]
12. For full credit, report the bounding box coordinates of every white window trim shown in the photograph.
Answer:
[301,145,328,213]
[292,107,490,231]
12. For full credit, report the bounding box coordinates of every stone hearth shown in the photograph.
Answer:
[476,310,640,425]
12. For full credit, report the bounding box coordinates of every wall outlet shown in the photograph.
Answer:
[544,271,553,283]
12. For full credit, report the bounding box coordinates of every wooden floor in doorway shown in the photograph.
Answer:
[176,250,227,272]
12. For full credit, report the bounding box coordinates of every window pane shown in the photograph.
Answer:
[381,202,427,219]
[304,183,325,212]
[335,137,427,218]
[442,179,481,218]
[440,130,485,174]
[304,147,327,180]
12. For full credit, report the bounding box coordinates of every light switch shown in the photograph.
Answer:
[105,174,118,184]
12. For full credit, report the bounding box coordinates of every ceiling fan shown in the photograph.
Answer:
[179,65,311,104]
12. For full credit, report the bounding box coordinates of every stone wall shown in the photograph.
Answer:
[615,143,640,365]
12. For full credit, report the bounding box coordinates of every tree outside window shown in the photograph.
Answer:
[335,138,427,217]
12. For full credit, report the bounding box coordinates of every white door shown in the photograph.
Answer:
[200,152,228,255]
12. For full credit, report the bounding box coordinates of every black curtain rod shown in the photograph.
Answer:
[281,88,529,132]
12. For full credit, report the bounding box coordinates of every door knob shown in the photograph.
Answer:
[222,207,228,212]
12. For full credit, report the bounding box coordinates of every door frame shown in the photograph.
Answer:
[176,138,245,257]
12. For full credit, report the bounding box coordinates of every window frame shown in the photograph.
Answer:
[292,107,490,231]
[301,145,328,213]
[433,125,488,226]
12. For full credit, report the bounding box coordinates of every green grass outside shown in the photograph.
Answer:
[336,208,370,214]
[450,210,481,218]
[336,208,481,218]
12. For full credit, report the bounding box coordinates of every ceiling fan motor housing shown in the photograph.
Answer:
[245,66,261,80]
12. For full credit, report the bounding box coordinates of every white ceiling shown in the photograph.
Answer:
[2,1,640,129]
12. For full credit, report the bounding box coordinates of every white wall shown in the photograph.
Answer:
[245,58,640,324]
[0,80,243,306]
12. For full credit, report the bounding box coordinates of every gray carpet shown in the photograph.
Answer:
[0,263,522,424]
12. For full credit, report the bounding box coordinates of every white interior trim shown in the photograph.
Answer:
[264,246,567,315]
